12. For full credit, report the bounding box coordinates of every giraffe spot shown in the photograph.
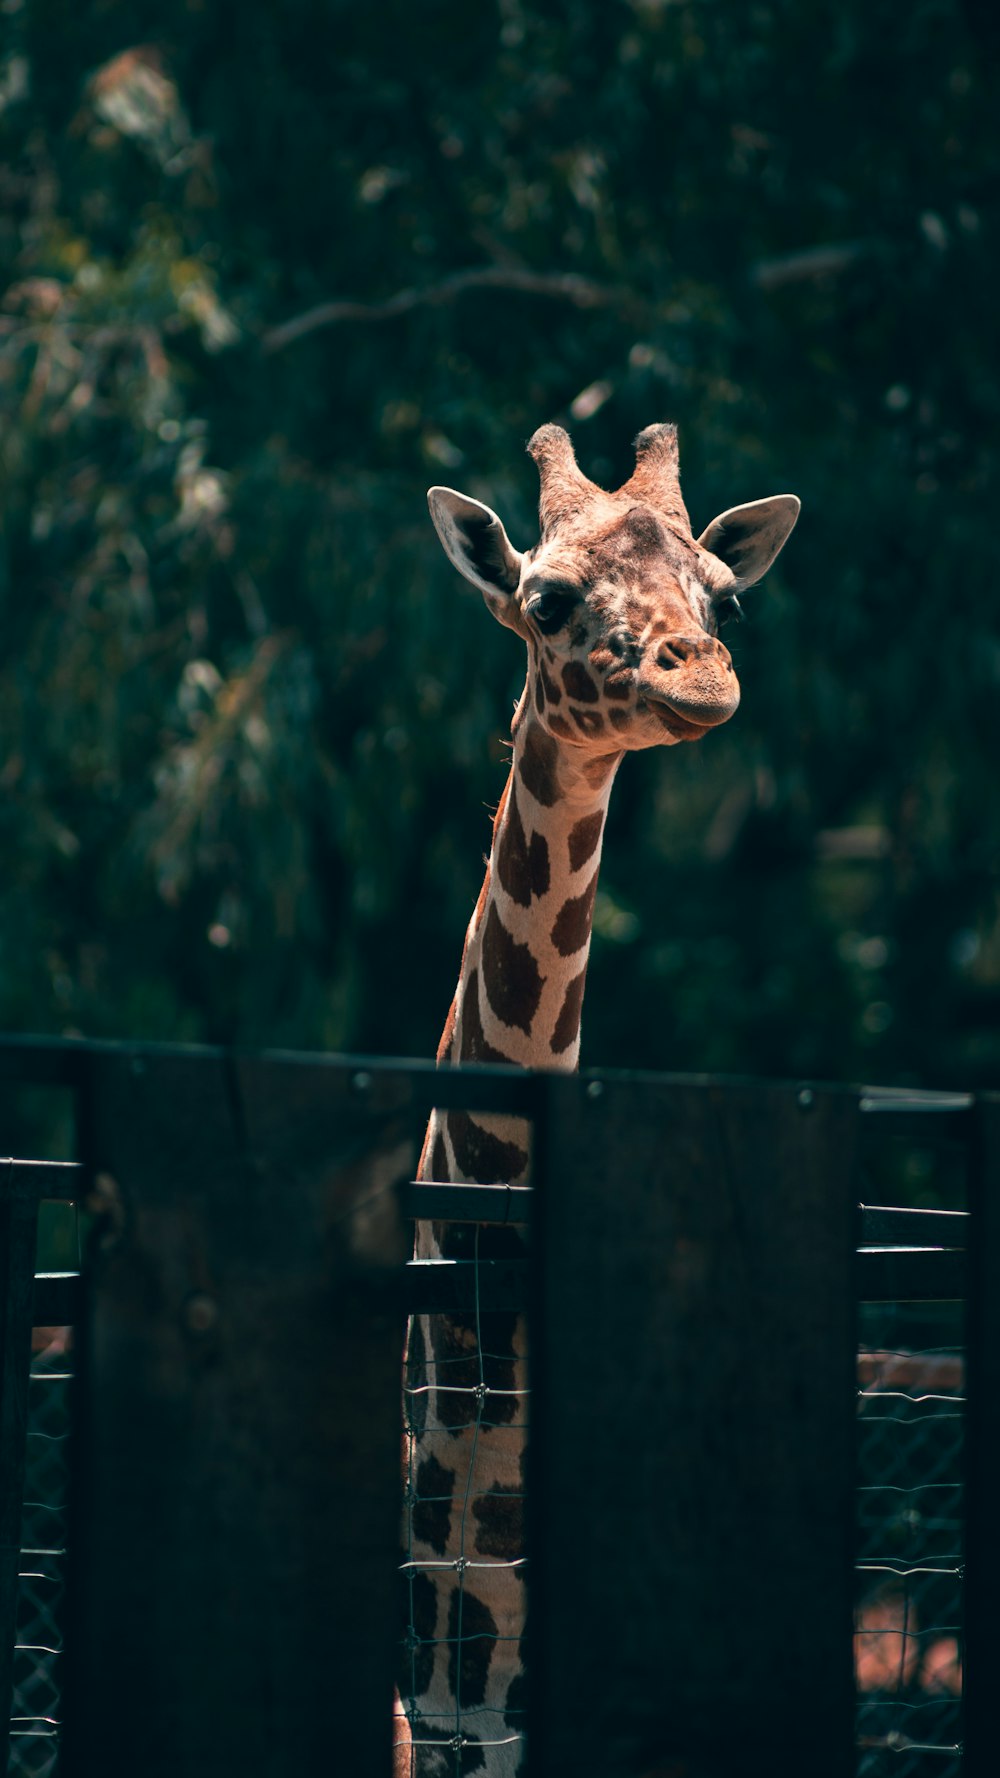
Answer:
[583,752,620,789]
[562,660,599,703]
[608,706,631,730]
[447,1107,528,1182]
[408,1721,484,1775]
[495,781,533,909]
[431,1131,448,1179]
[436,999,457,1064]
[604,671,632,701]
[519,722,559,807]
[459,969,512,1065]
[551,965,588,1053]
[528,830,550,898]
[548,713,574,740]
[551,868,599,956]
[481,903,544,1034]
[570,706,605,737]
[568,811,604,872]
[413,1454,455,1556]
[589,646,614,673]
[447,1588,499,1707]
[428,1301,520,1430]
[472,1485,524,1560]
[404,1568,437,1696]
[534,676,545,713]
[539,658,562,705]
[505,1672,527,1730]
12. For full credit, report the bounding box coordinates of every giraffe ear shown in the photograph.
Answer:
[428,487,524,627]
[697,495,800,592]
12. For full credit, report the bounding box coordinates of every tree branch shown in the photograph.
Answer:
[261,267,632,353]
[749,240,876,290]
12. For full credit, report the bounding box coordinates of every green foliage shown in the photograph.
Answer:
[2,0,998,1086]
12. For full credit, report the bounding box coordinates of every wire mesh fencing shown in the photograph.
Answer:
[3,1056,996,1778]
[9,1297,972,1778]
[400,1221,530,1774]
[8,1328,73,1778]
[856,1303,964,1778]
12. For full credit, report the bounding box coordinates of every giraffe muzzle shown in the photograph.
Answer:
[640,634,740,728]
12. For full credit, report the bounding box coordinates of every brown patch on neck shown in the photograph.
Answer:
[582,751,621,789]
[446,1589,499,1705]
[413,1453,456,1555]
[447,1109,528,1183]
[495,780,533,909]
[551,964,588,1054]
[562,660,599,704]
[528,831,550,897]
[551,867,600,957]
[604,671,632,701]
[568,810,605,872]
[472,1486,524,1560]
[481,902,544,1034]
[460,968,512,1064]
[570,707,606,737]
[519,722,559,807]
[539,658,562,705]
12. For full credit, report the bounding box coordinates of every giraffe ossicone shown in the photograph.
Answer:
[399,423,799,1777]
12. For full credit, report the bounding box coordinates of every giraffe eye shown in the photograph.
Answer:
[714,595,743,630]
[524,584,580,635]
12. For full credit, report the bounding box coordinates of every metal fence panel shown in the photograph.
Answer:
[963,1093,1000,1778]
[10,1331,74,1778]
[61,1048,414,1778]
[0,1172,40,1776]
[529,1075,860,1778]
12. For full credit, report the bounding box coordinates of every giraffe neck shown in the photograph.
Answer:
[426,703,622,1185]
[402,704,623,1775]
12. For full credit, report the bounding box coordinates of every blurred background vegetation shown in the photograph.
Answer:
[1,0,998,1092]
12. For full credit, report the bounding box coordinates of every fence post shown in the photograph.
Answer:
[528,1075,859,1778]
[62,1048,413,1778]
[964,1092,1000,1776]
[0,1165,41,1773]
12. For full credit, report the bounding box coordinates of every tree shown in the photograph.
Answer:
[1,0,998,1119]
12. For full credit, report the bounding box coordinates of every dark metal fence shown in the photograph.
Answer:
[9,1323,72,1778]
[0,1037,997,1777]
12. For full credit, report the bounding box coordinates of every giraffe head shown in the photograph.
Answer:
[428,422,799,751]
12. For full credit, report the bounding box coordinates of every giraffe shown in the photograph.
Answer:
[398,422,799,1777]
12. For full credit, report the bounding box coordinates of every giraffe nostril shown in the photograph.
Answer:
[656,644,682,671]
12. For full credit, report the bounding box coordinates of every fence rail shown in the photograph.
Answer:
[0,1037,997,1777]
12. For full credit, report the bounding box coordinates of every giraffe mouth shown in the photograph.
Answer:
[641,697,717,741]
